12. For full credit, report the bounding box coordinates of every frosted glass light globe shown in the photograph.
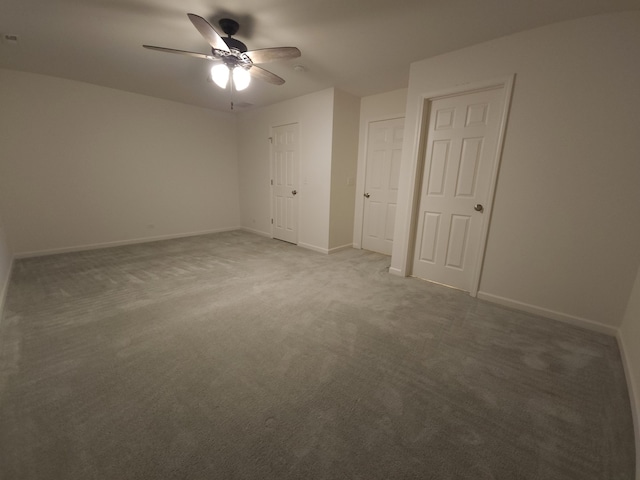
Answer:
[211,64,229,89]
[233,67,251,91]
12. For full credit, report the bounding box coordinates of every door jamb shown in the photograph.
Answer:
[404,75,515,297]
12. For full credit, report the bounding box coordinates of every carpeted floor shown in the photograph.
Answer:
[0,230,635,479]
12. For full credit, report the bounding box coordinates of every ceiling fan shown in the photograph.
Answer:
[143,14,301,91]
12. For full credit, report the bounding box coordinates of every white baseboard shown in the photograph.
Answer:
[239,227,271,238]
[14,227,241,259]
[476,291,618,336]
[240,229,344,255]
[0,254,15,322]
[389,267,403,277]
[617,331,640,480]
[328,243,353,254]
[298,242,328,254]
[245,234,349,255]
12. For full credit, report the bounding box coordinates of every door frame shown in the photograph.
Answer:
[270,122,300,244]
[404,75,515,297]
[354,114,405,250]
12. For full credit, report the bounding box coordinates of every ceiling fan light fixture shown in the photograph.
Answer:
[145,14,298,90]
[233,67,251,91]
[211,64,229,89]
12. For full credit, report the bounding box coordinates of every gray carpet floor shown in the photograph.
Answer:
[0,230,635,479]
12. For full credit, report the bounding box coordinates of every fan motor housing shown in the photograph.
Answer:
[222,37,247,53]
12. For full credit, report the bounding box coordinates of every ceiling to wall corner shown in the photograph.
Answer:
[0,0,637,112]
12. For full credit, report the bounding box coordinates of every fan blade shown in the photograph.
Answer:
[245,47,301,64]
[187,13,230,52]
[249,65,285,85]
[143,45,216,61]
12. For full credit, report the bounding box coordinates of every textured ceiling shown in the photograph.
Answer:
[1,0,638,112]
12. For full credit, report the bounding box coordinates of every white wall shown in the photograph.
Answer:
[353,88,408,249]
[0,213,13,318]
[620,264,640,480]
[391,12,640,330]
[237,89,335,252]
[0,69,240,256]
[328,89,360,251]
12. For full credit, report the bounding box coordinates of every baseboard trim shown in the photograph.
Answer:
[476,291,618,336]
[14,227,241,259]
[239,227,271,238]
[0,253,15,322]
[328,243,353,254]
[616,331,640,480]
[389,267,403,277]
[298,242,328,255]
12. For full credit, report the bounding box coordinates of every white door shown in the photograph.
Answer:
[412,87,504,292]
[272,123,299,244]
[362,117,404,255]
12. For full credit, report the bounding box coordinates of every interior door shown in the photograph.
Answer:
[362,117,404,255]
[271,123,299,244]
[412,87,504,291]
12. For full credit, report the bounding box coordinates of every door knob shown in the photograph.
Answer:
[474,204,484,212]
[364,193,370,198]
[292,190,297,196]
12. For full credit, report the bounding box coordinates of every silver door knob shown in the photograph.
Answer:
[292,190,297,196]
[474,204,484,212]
[364,193,370,198]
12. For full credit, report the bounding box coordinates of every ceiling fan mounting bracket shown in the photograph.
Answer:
[218,18,240,37]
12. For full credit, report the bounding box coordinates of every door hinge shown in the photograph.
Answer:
[271,218,274,224]
[268,137,273,143]
[270,179,273,185]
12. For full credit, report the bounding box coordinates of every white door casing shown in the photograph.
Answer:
[362,118,404,255]
[412,86,505,292]
[271,123,299,244]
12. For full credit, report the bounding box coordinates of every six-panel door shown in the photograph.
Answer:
[272,123,299,244]
[362,118,404,255]
[412,87,504,291]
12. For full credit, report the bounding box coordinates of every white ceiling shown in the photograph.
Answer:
[1,0,638,112]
